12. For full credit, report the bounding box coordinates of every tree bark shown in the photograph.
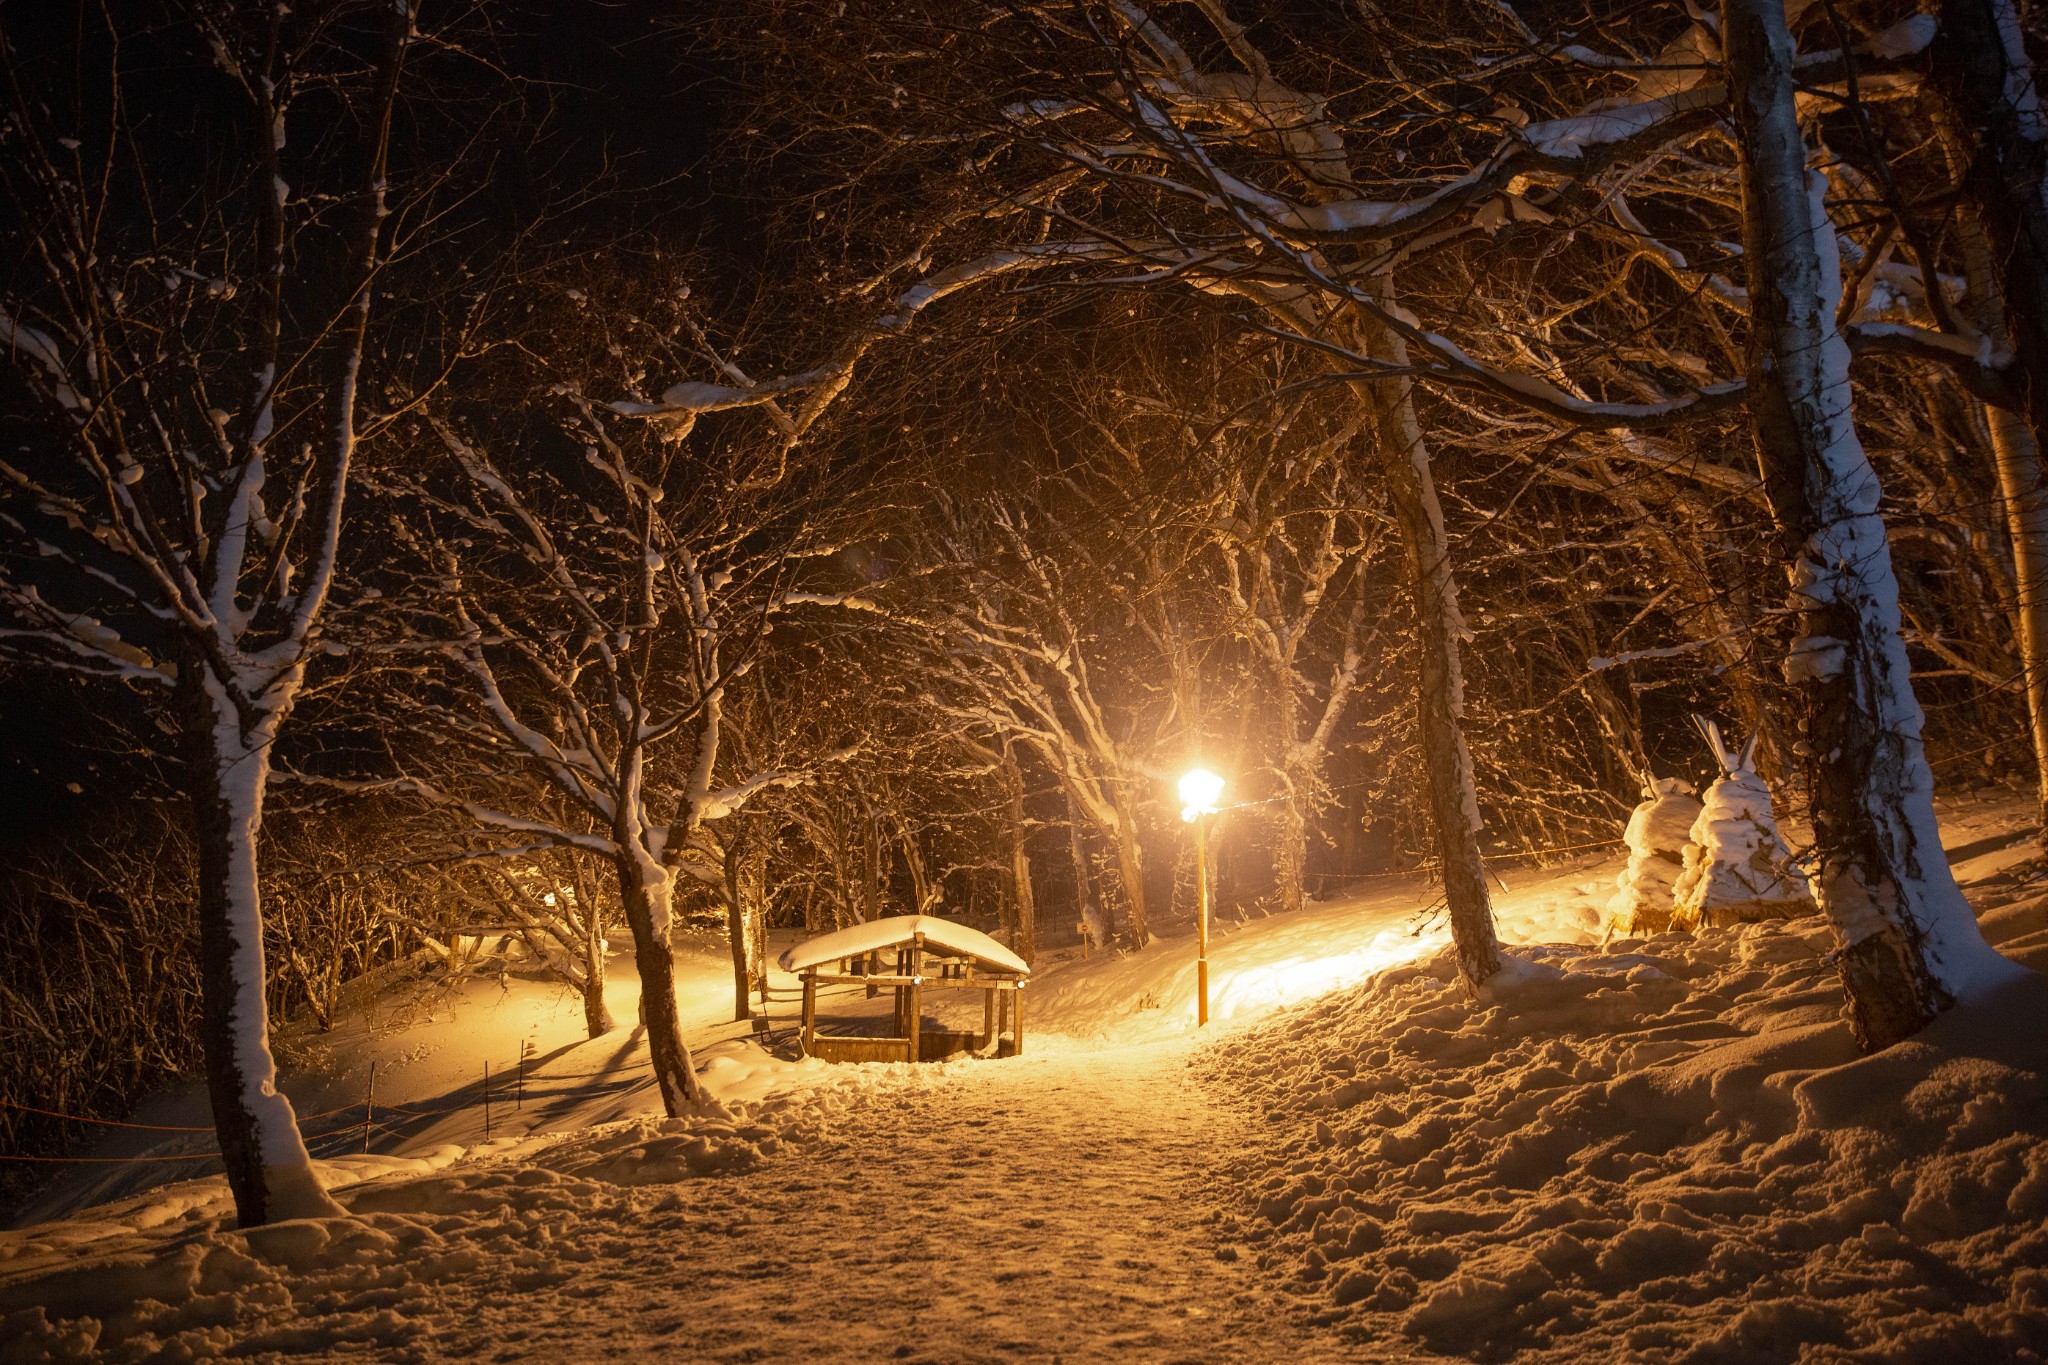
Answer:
[1725,0,2012,1050]
[611,854,703,1113]
[1929,0,2048,454]
[1271,678,1309,917]
[1348,305,1503,992]
[1110,799,1151,949]
[724,835,755,1024]
[582,930,614,1039]
[1272,791,1309,917]
[1065,789,1109,947]
[860,812,883,922]
[1002,742,1039,963]
[1984,403,2048,832]
[1928,81,2048,833]
[183,658,341,1227]
[901,826,939,913]
[573,861,615,1037]
[748,884,769,1007]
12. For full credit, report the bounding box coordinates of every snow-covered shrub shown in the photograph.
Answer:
[1671,723,1815,930]
[1603,777,1703,938]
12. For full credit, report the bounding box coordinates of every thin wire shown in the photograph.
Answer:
[1504,835,1626,857]
[0,1151,220,1164]
[0,1100,214,1132]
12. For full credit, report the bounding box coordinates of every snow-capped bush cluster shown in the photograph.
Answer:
[1605,778,1704,936]
[1605,739,1815,940]
[1202,895,2048,1364]
[1671,767,1816,931]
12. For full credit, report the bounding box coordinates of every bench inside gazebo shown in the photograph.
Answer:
[778,914,1030,1063]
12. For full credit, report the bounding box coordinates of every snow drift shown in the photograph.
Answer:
[0,1074,898,1363]
[1202,890,2048,1363]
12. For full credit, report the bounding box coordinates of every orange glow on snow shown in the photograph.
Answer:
[1200,928,1443,1021]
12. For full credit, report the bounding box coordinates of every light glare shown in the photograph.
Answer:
[1178,767,1225,820]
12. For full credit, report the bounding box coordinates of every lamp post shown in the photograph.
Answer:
[1178,767,1225,1027]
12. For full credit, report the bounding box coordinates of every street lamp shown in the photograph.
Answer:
[1179,767,1225,1026]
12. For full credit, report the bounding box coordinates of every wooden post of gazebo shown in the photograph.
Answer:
[907,933,923,1066]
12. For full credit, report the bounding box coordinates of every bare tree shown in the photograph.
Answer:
[1927,0,2048,834]
[0,0,476,1223]
[1723,0,2011,1048]
[743,0,2037,1021]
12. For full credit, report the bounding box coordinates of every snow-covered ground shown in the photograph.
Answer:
[4,930,789,1227]
[1203,794,2048,1363]
[3,791,2043,1362]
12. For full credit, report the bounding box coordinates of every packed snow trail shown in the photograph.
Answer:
[405,1041,1389,1364]
[0,1037,1416,1363]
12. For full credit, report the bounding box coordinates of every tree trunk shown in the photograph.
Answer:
[582,927,614,1038]
[860,813,883,921]
[183,659,341,1227]
[1348,308,1503,992]
[1931,99,2048,835]
[1110,801,1151,949]
[611,853,703,1113]
[1272,790,1309,917]
[1065,790,1109,947]
[1984,406,2048,833]
[573,861,615,1037]
[1930,0,2048,467]
[724,834,754,1023]
[748,884,769,1005]
[1003,742,1038,963]
[723,887,751,1023]
[902,826,938,913]
[1725,0,2011,1050]
[1271,682,1308,917]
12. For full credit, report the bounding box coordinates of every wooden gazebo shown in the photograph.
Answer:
[778,915,1030,1063]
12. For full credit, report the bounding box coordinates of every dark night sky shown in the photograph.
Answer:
[0,1,733,861]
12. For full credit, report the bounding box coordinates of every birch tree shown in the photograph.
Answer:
[1722,0,2012,1048]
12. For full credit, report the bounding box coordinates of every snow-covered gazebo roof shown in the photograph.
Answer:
[777,914,1030,976]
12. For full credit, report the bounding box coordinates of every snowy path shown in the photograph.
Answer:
[1,1033,1426,1361]
[407,1040,1395,1364]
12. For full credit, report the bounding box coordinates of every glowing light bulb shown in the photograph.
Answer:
[1178,767,1225,821]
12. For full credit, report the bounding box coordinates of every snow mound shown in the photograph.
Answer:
[1202,924,2048,1363]
[1605,778,1702,937]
